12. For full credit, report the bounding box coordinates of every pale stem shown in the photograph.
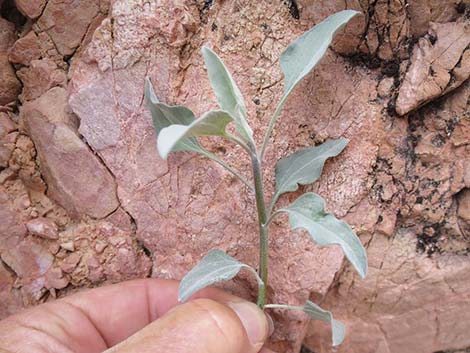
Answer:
[251,155,269,308]
[264,304,303,311]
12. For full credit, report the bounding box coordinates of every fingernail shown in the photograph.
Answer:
[228,302,269,348]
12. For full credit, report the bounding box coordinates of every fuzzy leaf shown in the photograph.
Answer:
[274,138,348,202]
[157,110,233,159]
[179,249,261,302]
[145,77,206,155]
[202,47,253,142]
[280,10,359,102]
[281,193,367,278]
[261,10,359,157]
[303,301,346,346]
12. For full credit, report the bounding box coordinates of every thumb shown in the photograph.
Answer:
[106,298,270,353]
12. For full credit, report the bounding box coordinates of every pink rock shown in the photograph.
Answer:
[17,58,67,101]
[26,217,59,240]
[0,53,21,105]
[457,188,470,223]
[44,267,69,289]
[21,87,119,219]
[8,31,42,66]
[396,22,470,115]
[60,253,81,273]
[305,232,470,353]
[14,0,47,19]
[0,261,22,318]
[0,113,17,138]
[0,238,53,279]
[0,145,13,168]
[0,190,26,251]
[36,0,101,56]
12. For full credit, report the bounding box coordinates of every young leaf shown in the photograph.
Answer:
[157,110,233,159]
[280,193,367,278]
[145,77,206,155]
[261,10,359,158]
[202,47,254,143]
[145,78,254,190]
[272,138,348,206]
[303,301,346,346]
[178,249,262,302]
[280,10,359,101]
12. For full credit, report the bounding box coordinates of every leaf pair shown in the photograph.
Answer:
[272,138,367,279]
[145,46,253,162]
[179,250,346,346]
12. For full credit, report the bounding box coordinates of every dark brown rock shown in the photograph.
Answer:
[8,31,42,66]
[0,54,21,106]
[0,18,15,52]
[14,0,47,19]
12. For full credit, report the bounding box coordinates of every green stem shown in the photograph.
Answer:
[251,156,269,308]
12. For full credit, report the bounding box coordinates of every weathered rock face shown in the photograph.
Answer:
[0,18,20,106]
[396,21,470,115]
[0,0,469,352]
[21,87,119,219]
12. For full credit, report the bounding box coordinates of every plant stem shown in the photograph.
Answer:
[251,155,269,308]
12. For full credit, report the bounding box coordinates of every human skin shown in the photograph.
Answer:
[0,279,274,353]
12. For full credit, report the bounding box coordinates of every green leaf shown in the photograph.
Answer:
[280,193,367,278]
[303,301,346,346]
[202,47,253,143]
[273,138,348,204]
[280,10,359,102]
[178,249,262,302]
[157,110,233,159]
[261,10,359,158]
[144,77,206,155]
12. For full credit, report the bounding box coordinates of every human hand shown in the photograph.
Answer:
[0,279,275,353]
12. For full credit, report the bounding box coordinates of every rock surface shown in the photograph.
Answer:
[0,1,469,352]
[396,21,470,115]
[21,87,120,218]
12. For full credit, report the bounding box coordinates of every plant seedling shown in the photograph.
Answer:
[145,10,367,346]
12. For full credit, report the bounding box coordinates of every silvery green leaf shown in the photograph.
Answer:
[303,300,346,346]
[202,47,253,143]
[280,10,359,102]
[145,77,206,154]
[280,193,367,278]
[273,138,348,203]
[157,110,233,159]
[145,78,254,190]
[178,249,262,302]
[261,10,359,157]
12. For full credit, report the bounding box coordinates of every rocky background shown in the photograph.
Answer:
[0,0,469,352]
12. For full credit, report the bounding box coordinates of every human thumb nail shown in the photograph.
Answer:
[228,301,269,348]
